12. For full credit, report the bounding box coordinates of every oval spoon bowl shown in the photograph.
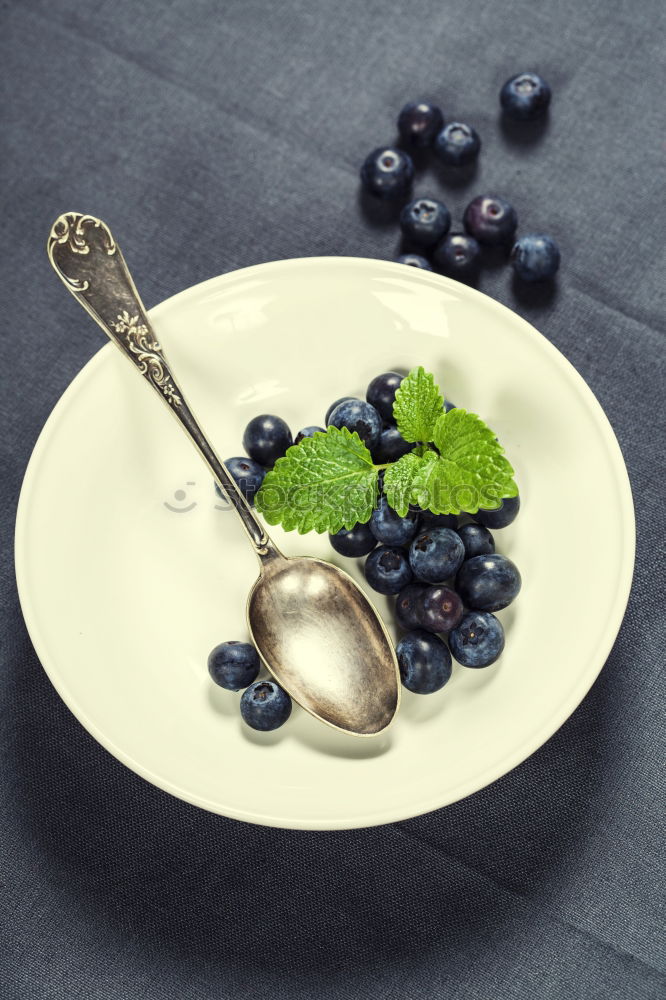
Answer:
[248,555,400,737]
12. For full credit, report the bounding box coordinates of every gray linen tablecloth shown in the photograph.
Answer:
[1,1,664,998]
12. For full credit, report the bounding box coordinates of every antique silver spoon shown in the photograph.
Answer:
[47,213,400,737]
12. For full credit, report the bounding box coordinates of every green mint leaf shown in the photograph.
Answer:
[255,427,379,534]
[409,450,443,508]
[413,409,518,514]
[383,452,425,516]
[392,366,444,443]
[386,450,451,514]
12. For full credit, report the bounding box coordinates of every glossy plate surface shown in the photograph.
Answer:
[15,258,634,829]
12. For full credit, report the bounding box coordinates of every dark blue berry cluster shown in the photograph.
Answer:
[208,639,292,732]
[325,372,522,693]
[209,369,522,723]
[359,75,560,283]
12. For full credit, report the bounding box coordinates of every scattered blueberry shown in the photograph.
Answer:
[243,414,293,468]
[500,72,551,121]
[397,101,444,147]
[399,197,451,247]
[366,371,404,421]
[433,233,482,281]
[295,425,325,444]
[420,585,464,634]
[456,553,522,611]
[329,523,377,558]
[220,456,266,505]
[397,253,433,270]
[475,495,520,528]
[373,424,413,463]
[208,641,260,691]
[417,510,457,530]
[449,611,505,667]
[444,400,457,412]
[396,630,452,693]
[328,397,382,449]
[463,194,518,246]
[394,583,428,630]
[457,523,495,558]
[325,396,354,424]
[360,146,414,200]
[370,496,420,546]
[409,527,465,583]
[365,545,414,594]
[511,234,560,282]
[240,680,292,731]
[433,122,481,166]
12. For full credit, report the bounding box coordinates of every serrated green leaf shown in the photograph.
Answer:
[410,409,518,514]
[383,452,425,516]
[392,366,444,443]
[255,427,379,534]
[409,450,448,511]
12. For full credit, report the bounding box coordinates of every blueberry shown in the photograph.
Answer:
[457,523,495,558]
[433,122,481,166]
[394,583,428,630]
[449,611,505,667]
[208,640,260,691]
[397,101,444,147]
[511,235,560,282]
[325,396,354,424]
[220,457,266,505]
[373,424,413,463]
[396,630,452,693]
[409,527,465,583]
[463,195,517,246]
[295,425,325,444]
[456,553,521,611]
[417,510,457,530]
[328,398,382,449]
[444,400,457,412]
[370,496,420,546]
[240,680,292,731]
[329,523,377,557]
[399,197,451,247]
[420,585,464,634]
[366,371,404,421]
[364,545,413,595]
[500,72,551,121]
[360,146,414,200]
[433,233,482,281]
[242,414,293,468]
[397,253,432,270]
[475,495,520,528]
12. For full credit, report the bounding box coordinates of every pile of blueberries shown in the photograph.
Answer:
[328,373,521,696]
[360,72,560,284]
[208,641,293,732]
[339,500,520,693]
[208,370,521,730]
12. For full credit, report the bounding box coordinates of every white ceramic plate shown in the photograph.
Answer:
[15,258,634,829]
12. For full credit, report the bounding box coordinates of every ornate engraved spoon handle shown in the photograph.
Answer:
[47,212,273,556]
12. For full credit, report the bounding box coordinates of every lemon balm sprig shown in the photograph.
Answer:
[256,366,518,535]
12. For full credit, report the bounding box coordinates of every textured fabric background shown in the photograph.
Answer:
[1,1,665,998]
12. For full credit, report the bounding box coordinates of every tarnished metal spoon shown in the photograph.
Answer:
[47,213,400,737]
